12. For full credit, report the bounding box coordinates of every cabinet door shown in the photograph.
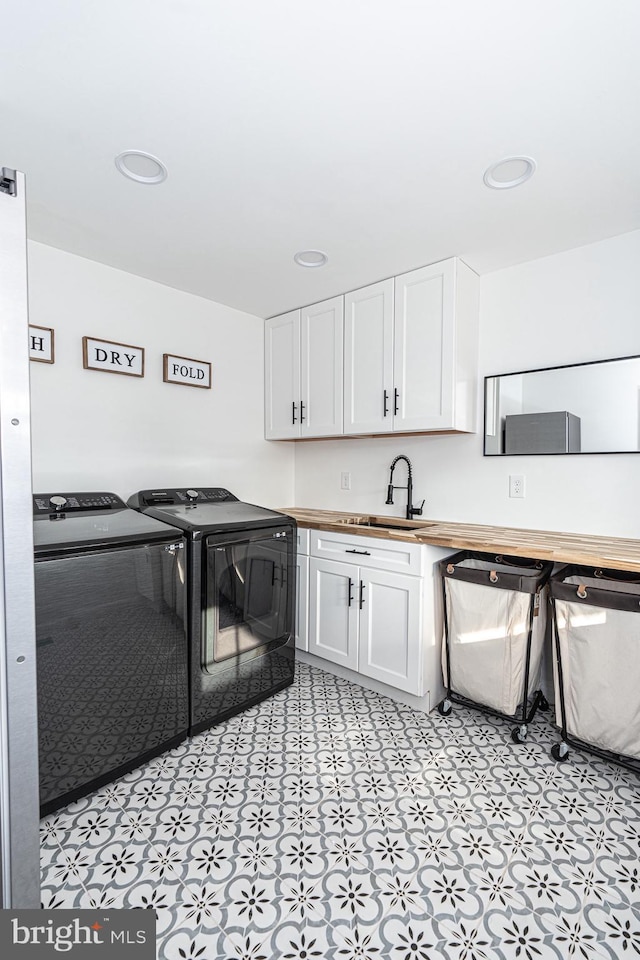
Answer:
[265,310,301,439]
[393,260,455,432]
[344,279,394,435]
[295,554,309,652]
[357,569,423,696]
[308,557,358,669]
[300,296,344,437]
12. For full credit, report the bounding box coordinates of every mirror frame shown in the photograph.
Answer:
[483,353,640,456]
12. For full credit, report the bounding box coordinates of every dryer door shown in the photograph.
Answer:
[203,524,294,670]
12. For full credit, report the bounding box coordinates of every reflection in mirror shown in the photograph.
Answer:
[484,355,640,455]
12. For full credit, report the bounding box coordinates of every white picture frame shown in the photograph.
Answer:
[29,325,54,364]
[163,353,212,389]
[82,337,145,377]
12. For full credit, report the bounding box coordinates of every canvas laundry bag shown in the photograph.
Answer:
[441,553,552,717]
[551,568,640,760]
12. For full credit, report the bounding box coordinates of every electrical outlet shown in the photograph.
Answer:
[509,474,525,498]
[340,471,351,491]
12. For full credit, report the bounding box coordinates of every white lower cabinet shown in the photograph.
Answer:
[308,551,424,696]
[295,528,309,651]
[305,529,450,704]
[358,568,422,693]
[309,558,360,671]
[295,553,309,651]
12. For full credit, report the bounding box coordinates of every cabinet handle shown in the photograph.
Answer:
[347,577,353,607]
[346,548,370,556]
[359,581,365,609]
[393,388,399,415]
[292,401,297,424]
[383,390,389,417]
[300,401,306,423]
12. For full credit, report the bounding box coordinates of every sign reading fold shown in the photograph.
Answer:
[163,353,211,389]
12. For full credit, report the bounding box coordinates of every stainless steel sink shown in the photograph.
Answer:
[334,516,435,531]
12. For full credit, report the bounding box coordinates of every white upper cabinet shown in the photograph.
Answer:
[343,259,479,436]
[393,259,478,433]
[344,279,394,435]
[265,310,300,440]
[265,296,344,439]
[265,257,478,440]
[300,297,344,437]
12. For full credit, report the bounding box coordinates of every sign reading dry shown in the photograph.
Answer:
[83,337,144,377]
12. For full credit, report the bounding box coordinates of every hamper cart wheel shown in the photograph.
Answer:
[437,698,452,717]
[551,742,570,762]
[511,725,527,744]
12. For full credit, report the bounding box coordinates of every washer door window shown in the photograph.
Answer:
[203,528,291,669]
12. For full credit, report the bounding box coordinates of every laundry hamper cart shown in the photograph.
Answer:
[438,551,553,743]
[549,565,640,772]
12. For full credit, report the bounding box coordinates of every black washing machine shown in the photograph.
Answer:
[127,487,296,734]
[33,492,189,816]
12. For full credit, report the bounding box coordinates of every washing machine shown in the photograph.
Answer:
[127,487,296,734]
[33,491,189,816]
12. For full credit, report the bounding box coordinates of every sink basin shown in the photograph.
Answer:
[334,516,435,531]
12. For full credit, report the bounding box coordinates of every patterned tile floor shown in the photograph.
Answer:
[41,662,640,959]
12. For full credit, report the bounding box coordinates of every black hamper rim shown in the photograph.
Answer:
[439,550,553,594]
[550,563,640,612]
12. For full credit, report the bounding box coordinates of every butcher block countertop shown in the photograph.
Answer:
[285,508,640,573]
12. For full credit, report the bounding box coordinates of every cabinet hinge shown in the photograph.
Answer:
[0,168,17,197]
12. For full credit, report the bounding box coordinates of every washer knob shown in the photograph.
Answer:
[186,489,199,502]
[49,495,67,511]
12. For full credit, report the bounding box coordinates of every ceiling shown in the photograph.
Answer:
[2,0,639,318]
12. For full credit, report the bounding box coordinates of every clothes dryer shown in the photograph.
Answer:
[127,487,295,734]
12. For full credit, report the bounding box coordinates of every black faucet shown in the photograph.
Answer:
[385,455,425,520]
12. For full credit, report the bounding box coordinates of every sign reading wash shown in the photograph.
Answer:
[163,353,211,389]
[0,909,155,957]
[83,337,145,378]
[29,325,55,364]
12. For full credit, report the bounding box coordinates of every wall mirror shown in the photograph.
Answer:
[484,354,640,455]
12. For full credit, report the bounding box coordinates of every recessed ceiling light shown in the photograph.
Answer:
[115,150,168,184]
[483,156,536,189]
[294,250,328,268]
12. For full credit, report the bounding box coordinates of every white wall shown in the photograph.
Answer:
[27,242,294,507]
[293,230,640,538]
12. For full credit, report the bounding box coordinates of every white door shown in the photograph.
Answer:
[295,554,309,651]
[358,569,423,696]
[308,558,358,669]
[265,310,300,439]
[344,279,394,435]
[393,260,455,432]
[300,296,344,437]
[0,167,40,906]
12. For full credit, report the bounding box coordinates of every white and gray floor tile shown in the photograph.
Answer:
[41,662,640,959]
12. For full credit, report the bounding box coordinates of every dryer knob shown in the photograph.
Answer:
[49,495,67,511]
[186,489,199,502]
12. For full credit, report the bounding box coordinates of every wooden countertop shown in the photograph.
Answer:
[285,508,640,572]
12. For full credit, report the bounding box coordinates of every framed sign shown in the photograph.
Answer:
[29,325,54,364]
[163,354,212,389]
[82,337,144,377]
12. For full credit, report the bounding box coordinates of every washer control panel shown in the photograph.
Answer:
[33,492,125,515]
[139,488,239,506]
